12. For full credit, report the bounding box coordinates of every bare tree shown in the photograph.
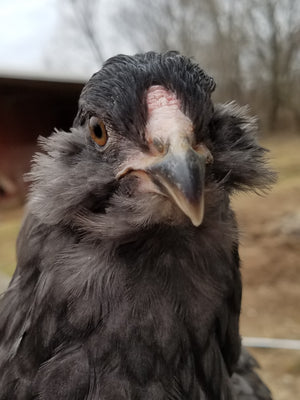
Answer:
[67,0,104,64]
[45,0,105,76]
[117,0,300,131]
[245,0,300,130]
[48,0,300,131]
[201,0,247,101]
[116,0,247,102]
[115,0,207,57]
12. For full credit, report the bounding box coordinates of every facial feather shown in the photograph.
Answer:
[27,52,274,239]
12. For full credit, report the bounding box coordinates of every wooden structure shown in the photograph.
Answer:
[0,75,84,204]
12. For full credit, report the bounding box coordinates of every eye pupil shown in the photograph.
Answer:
[93,123,103,139]
[89,117,108,146]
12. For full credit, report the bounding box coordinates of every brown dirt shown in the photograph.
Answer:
[233,134,300,400]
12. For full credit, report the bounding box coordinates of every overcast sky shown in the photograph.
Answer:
[0,0,58,75]
[0,0,135,79]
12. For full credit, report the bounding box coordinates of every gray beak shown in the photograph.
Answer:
[147,146,207,226]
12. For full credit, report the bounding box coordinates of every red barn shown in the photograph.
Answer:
[0,75,84,204]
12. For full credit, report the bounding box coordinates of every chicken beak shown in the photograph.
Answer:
[146,145,207,227]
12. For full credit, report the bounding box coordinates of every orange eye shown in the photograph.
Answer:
[89,116,108,146]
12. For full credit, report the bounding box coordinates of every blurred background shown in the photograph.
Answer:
[0,0,299,398]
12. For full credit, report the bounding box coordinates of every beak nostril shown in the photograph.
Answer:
[153,138,166,154]
[194,143,213,164]
[206,152,214,165]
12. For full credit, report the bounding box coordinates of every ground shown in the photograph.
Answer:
[234,134,300,399]
[0,134,299,399]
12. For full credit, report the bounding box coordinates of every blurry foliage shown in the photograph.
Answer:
[58,0,300,133]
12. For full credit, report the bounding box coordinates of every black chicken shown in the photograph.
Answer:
[0,51,274,399]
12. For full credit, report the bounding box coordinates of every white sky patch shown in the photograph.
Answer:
[0,0,138,79]
[0,0,57,74]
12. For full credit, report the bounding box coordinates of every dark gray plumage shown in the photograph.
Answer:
[0,51,274,399]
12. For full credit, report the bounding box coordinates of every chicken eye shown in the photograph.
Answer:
[89,116,108,146]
